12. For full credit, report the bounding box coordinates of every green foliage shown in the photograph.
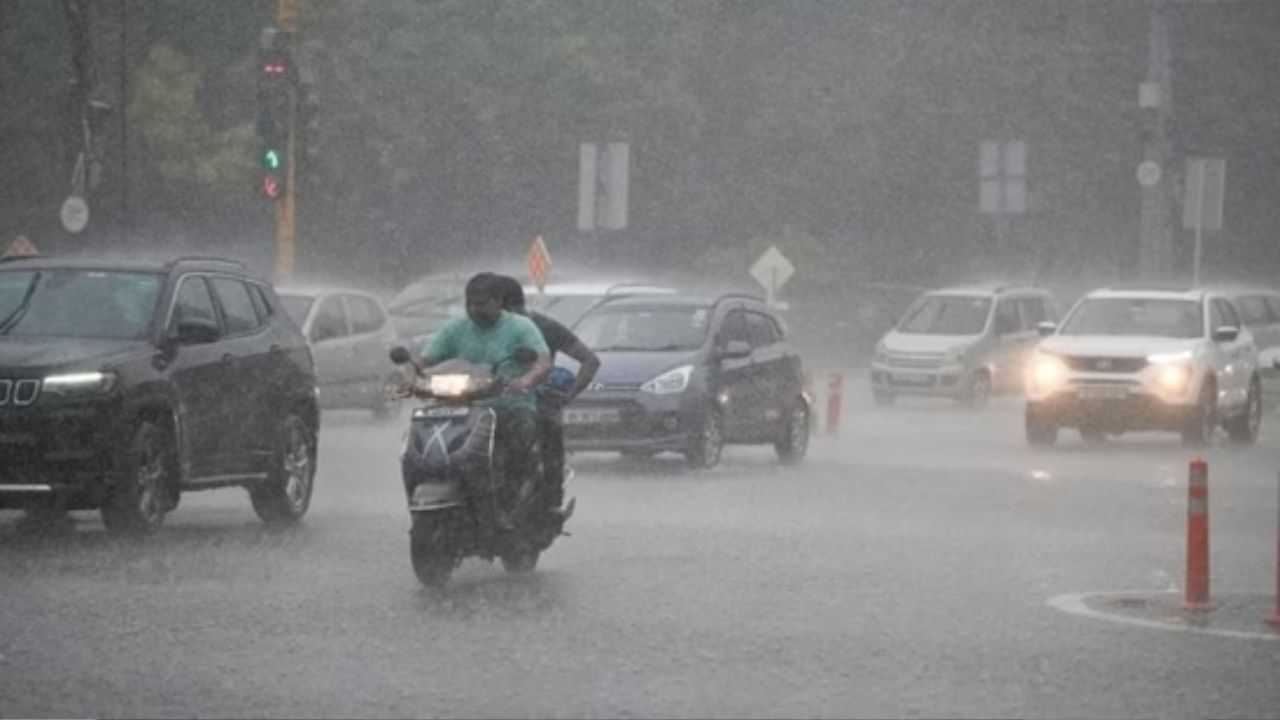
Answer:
[128,44,254,199]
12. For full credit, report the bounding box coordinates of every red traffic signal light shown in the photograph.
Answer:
[262,173,282,200]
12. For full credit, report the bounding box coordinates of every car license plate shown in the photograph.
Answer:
[419,406,469,419]
[565,408,620,425]
[1078,386,1127,400]
[892,372,933,386]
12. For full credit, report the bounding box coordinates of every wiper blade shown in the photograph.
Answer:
[0,273,40,335]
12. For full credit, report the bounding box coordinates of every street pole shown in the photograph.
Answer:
[1138,0,1174,280]
[273,0,299,280]
[1192,161,1205,286]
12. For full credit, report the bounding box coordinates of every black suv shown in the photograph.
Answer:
[564,292,810,468]
[0,255,319,534]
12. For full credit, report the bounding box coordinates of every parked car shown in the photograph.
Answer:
[277,285,405,420]
[564,291,811,468]
[1025,285,1262,447]
[0,255,319,534]
[870,283,1057,408]
[1209,285,1280,371]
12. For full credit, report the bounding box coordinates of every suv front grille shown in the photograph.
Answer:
[1064,356,1147,373]
[0,379,41,406]
[884,353,945,369]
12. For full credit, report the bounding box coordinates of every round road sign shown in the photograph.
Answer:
[1136,161,1162,187]
[60,195,90,234]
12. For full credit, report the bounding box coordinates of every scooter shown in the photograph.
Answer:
[389,346,573,588]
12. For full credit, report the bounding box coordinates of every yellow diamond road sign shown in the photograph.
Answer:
[750,245,794,297]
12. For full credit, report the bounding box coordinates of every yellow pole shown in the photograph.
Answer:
[274,0,299,280]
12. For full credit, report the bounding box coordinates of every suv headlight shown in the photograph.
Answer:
[1147,351,1194,394]
[641,365,693,395]
[42,371,118,396]
[1027,353,1068,394]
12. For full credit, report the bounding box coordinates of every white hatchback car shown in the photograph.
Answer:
[1025,286,1262,447]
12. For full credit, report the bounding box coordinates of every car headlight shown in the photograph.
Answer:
[641,365,693,395]
[1154,363,1192,393]
[1028,353,1068,393]
[428,374,472,397]
[42,371,118,396]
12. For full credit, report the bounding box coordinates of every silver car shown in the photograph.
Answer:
[278,285,404,420]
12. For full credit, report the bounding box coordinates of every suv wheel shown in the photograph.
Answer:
[1025,403,1058,447]
[1181,381,1217,447]
[102,421,174,536]
[961,371,991,410]
[1226,375,1262,445]
[775,400,809,465]
[251,414,316,524]
[686,408,724,469]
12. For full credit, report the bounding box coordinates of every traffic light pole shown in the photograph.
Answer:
[273,0,299,280]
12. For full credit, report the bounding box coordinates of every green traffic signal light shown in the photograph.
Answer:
[263,148,282,170]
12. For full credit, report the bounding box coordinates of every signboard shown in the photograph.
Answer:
[750,245,794,305]
[1182,157,1224,232]
[979,140,1026,215]
[1136,160,1162,188]
[3,235,39,258]
[527,235,552,292]
[60,195,89,234]
[577,141,629,231]
[277,0,299,32]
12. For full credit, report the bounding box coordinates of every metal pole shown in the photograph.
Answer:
[1192,161,1205,286]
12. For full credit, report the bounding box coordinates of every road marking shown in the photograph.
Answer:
[1048,591,1280,642]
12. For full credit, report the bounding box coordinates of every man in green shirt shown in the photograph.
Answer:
[418,273,551,527]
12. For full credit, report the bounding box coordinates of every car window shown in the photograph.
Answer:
[1211,298,1240,329]
[1017,297,1047,328]
[210,278,261,335]
[249,283,274,321]
[1235,295,1271,327]
[0,269,162,340]
[993,300,1020,335]
[173,276,220,330]
[717,310,751,346]
[745,311,779,347]
[575,305,709,352]
[1060,298,1202,338]
[898,295,991,335]
[346,295,386,334]
[310,296,348,342]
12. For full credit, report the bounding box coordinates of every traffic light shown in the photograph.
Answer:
[256,28,294,201]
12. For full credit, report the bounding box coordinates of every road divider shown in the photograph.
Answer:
[1186,458,1213,612]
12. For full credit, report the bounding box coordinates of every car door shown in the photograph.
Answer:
[166,274,233,477]
[712,307,757,438]
[989,297,1032,392]
[307,294,353,408]
[744,310,787,435]
[208,276,273,472]
[343,293,395,405]
[1210,297,1254,411]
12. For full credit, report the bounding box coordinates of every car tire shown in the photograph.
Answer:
[686,407,724,469]
[1226,375,1262,445]
[250,413,316,525]
[500,549,540,574]
[101,421,175,536]
[960,371,992,410]
[410,511,456,588]
[1025,403,1058,447]
[1181,380,1218,447]
[774,399,810,465]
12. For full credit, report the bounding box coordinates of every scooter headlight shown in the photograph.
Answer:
[428,374,472,397]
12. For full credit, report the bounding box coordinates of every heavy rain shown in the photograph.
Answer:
[2,1,1280,718]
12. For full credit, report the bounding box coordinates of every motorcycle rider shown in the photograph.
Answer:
[493,274,600,511]
[416,272,551,527]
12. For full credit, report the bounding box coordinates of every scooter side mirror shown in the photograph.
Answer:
[389,346,413,365]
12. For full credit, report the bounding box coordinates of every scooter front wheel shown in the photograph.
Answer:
[410,512,455,588]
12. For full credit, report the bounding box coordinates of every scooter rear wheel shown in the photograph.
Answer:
[410,512,455,588]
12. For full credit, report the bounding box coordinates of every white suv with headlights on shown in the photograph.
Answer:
[1025,286,1262,447]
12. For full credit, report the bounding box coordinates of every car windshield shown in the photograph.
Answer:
[898,295,991,335]
[278,295,315,327]
[529,294,605,326]
[575,305,709,352]
[0,269,162,340]
[1060,297,1203,338]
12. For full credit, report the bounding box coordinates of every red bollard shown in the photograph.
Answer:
[1269,472,1280,628]
[1185,458,1213,612]
[826,372,843,437]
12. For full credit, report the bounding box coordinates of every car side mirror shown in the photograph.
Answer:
[716,340,752,361]
[389,346,413,365]
[1212,325,1240,343]
[172,318,220,346]
[1037,321,1057,337]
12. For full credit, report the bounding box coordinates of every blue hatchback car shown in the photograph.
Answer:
[563,292,810,468]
